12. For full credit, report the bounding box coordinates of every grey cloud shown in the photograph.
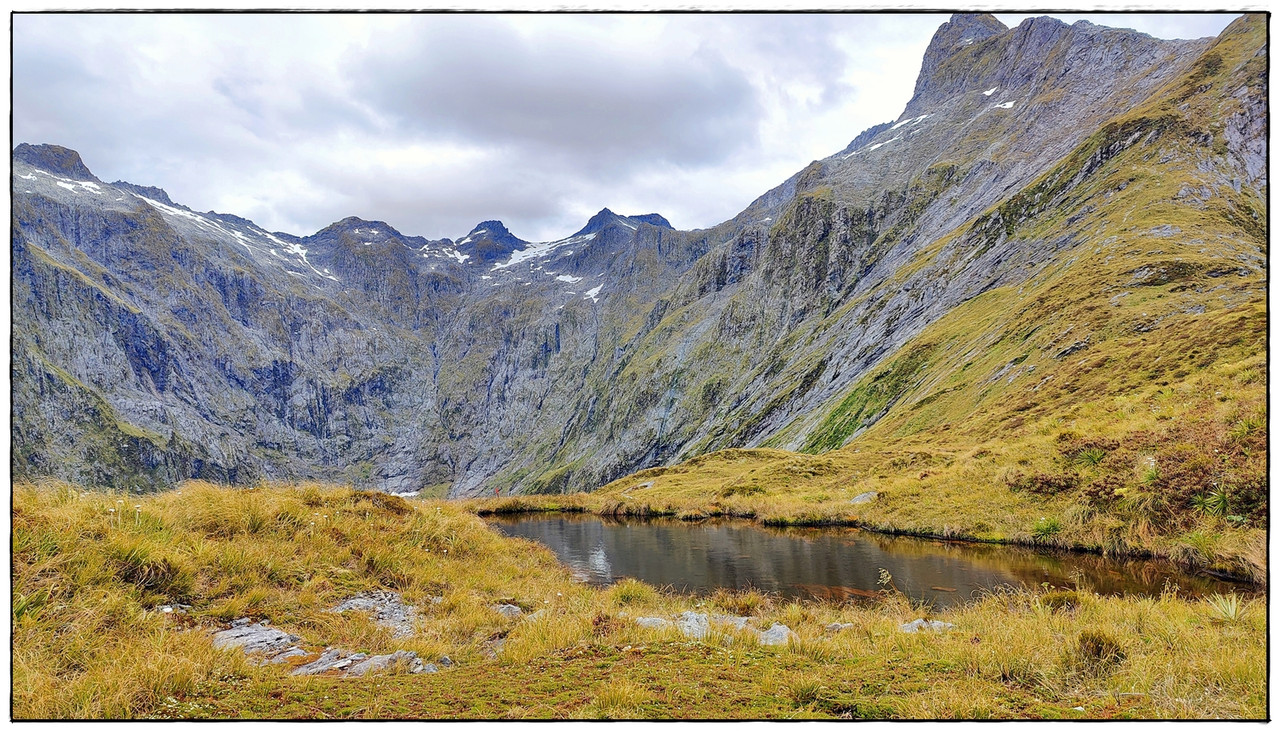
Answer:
[348,18,762,176]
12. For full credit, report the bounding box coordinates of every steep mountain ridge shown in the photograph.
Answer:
[10,14,1266,499]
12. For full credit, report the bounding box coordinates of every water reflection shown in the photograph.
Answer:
[488,514,1245,608]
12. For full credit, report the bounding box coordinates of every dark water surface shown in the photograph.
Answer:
[488,513,1244,608]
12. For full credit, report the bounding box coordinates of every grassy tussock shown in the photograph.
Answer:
[12,481,590,718]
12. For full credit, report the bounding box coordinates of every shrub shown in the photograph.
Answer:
[710,587,772,616]
[1204,593,1246,624]
[1007,472,1079,495]
[1031,517,1063,541]
[347,490,412,516]
[608,578,657,607]
[1039,590,1081,612]
[1076,629,1125,667]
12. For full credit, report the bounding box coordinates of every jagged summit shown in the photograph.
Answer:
[456,220,529,264]
[311,216,409,243]
[112,181,177,206]
[14,143,101,182]
[911,13,1009,101]
[573,208,673,237]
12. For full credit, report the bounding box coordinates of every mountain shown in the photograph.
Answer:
[11,14,1266,502]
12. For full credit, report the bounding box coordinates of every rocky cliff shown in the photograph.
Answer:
[11,14,1267,497]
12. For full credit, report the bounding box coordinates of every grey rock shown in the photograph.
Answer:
[266,647,309,664]
[494,603,524,619]
[331,591,418,638]
[346,650,426,677]
[212,622,301,656]
[825,622,856,633]
[676,611,710,639]
[635,617,674,630]
[757,623,798,646]
[481,637,507,659]
[899,618,955,633]
[711,614,753,631]
[437,655,454,667]
[291,648,366,676]
[849,491,878,505]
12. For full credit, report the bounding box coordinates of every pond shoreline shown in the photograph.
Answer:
[470,502,1261,587]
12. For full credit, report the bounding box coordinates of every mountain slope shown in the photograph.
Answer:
[10,14,1266,506]
[579,14,1267,578]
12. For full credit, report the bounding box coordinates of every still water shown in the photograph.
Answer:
[488,513,1244,608]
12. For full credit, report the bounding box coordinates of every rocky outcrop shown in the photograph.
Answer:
[212,617,440,677]
[633,612,796,646]
[331,591,419,639]
[290,648,435,677]
[899,618,955,633]
[212,619,302,658]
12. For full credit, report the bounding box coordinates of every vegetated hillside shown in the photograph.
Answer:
[583,14,1267,579]
[10,14,1266,501]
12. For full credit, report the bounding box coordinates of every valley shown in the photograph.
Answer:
[10,12,1267,721]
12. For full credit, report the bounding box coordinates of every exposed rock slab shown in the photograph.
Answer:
[635,617,673,630]
[212,621,302,657]
[331,590,418,638]
[899,618,955,633]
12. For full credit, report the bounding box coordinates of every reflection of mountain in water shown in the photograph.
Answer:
[490,515,1244,608]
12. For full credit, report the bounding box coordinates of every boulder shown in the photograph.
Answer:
[849,491,878,505]
[899,618,955,633]
[267,648,309,664]
[825,622,856,633]
[347,650,428,676]
[494,603,524,619]
[758,623,798,646]
[676,611,710,639]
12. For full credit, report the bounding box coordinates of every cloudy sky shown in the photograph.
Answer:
[14,11,1240,242]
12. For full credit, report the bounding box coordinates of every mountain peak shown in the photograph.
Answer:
[912,13,1008,99]
[14,143,101,182]
[112,180,175,206]
[573,209,673,237]
[456,220,528,263]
